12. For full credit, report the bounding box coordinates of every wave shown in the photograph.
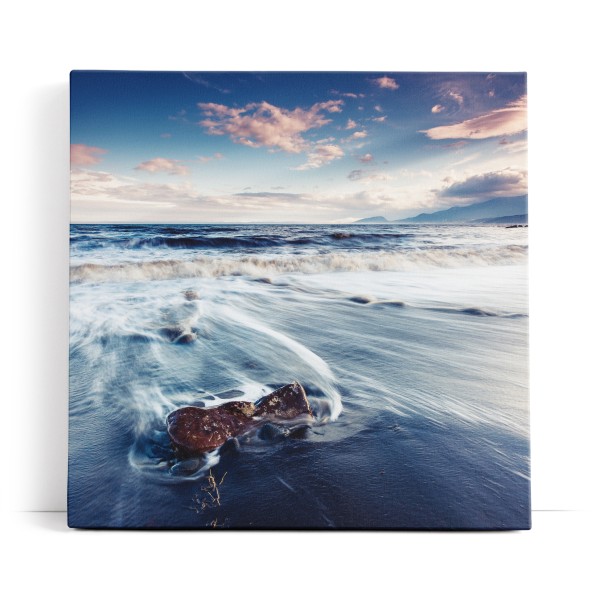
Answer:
[71,290,343,481]
[70,245,528,283]
[426,306,528,318]
[71,231,418,251]
[124,235,293,250]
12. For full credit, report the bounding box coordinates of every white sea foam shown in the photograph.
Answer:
[70,245,527,283]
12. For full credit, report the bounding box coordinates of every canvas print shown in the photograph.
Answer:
[69,71,530,529]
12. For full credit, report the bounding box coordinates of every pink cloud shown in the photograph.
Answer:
[421,96,527,140]
[443,141,468,150]
[135,157,189,176]
[372,116,386,123]
[198,152,224,163]
[431,104,444,113]
[294,144,344,170]
[347,169,391,182]
[497,139,527,155]
[331,91,365,99]
[198,100,344,153]
[341,130,368,144]
[345,119,357,129]
[70,144,107,166]
[359,153,374,163]
[448,91,464,106]
[372,76,399,90]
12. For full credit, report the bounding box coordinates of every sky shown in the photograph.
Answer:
[70,71,527,223]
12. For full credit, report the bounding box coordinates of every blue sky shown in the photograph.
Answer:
[71,71,527,223]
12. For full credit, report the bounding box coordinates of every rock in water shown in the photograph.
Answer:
[254,382,312,420]
[166,382,312,455]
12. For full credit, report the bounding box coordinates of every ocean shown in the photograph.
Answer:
[68,223,530,529]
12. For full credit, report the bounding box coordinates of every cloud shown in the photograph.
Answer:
[198,100,343,153]
[71,169,206,206]
[198,152,224,163]
[70,144,107,166]
[345,119,357,129]
[70,168,117,188]
[71,168,420,223]
[359,153,374,163]
[234,191,306,200]
[341,130,368,145]
[443,141,468,150]
[372,116,386,122]
[374,105,383,112]
[294,144,344,170]
[347,169,391,182]
[497,138,528,155]
[347,170,365,181]
[71,169,196,205]
[182,72,230,94]
[438,169,527,199]
[421,96,527,140]
[331,91,366,99]
[397,168,433,179]
[372,76,399,90]
[336,189,401,211]
[448,91,464,106]
[134,157,189,176]
[449,153,480,168]
[431,104,444,113]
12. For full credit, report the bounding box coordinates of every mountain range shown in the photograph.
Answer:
[355,195,528,224]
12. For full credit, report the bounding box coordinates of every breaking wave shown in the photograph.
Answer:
[71,245,527,283]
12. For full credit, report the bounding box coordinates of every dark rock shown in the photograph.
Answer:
[167,382,312,455]
[159,326,185,341]
[348,295,375,304]
[183,290,200,300]
[258,422,310,442]
[216,389,245,399]
[288,424,312,439]
[258,422,288,442]
[254,381,313,420]
[373,300,405,308]
[174,332,197,344]
[219,437,241,458]
[169,458,202,476]
[159,326,197,344]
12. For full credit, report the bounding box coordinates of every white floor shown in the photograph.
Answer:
[3,510,597,599]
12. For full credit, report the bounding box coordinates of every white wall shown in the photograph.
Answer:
[2,1,599,596]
